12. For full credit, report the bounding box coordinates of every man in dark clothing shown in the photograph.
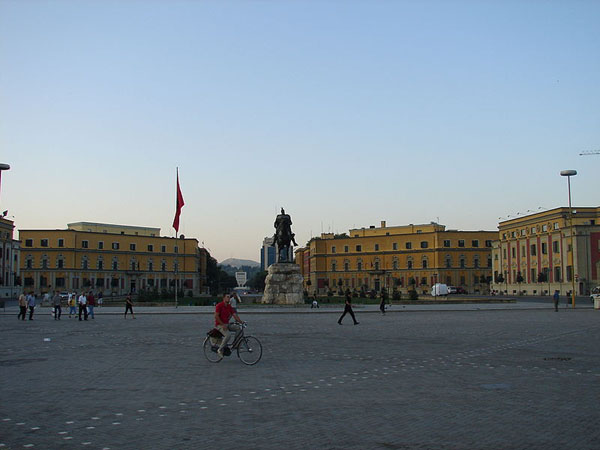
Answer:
[338,293,359,325]
[53,291,62,320]
[553,290,560,312]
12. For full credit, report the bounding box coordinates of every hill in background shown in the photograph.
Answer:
[219,258,260,269]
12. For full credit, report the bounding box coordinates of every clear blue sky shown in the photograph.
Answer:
[1,0,598,262]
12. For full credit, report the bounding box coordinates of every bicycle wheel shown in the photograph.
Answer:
[237,336,262,365]
[203,337,223,363]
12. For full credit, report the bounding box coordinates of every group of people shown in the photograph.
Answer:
[16,290,137,320]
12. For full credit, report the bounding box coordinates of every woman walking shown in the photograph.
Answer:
[338,293,359,325]
[124,295,135,319]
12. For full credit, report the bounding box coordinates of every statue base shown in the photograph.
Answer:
[261,263,304,305]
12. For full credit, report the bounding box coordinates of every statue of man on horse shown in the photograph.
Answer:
[273,208,298,263]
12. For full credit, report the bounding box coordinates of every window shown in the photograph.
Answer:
[98,241,104,249]
[458,240,465,247]
[422,259,428,269]
[406,242,412,249]
[541,243,547,255]
[331,261,337,272]
[531,244,537,256]
[485,240,492,248]
[511,231,516,238]
[374,261,380,270]
[83,260,88,270]
[357,261,363,271]
[148,261,153,272]
[25,239,33,247]
[392,259,398,270]
[531,268,536,281]
[174,246,178,254]
[392,243,398,250]
[42,258,48,269]
[26,259,33,269]
[41,239,49,247]
[131,262,136,271]
[344,261,349,271]
[502,233,507,239]
[552,241,560,253]
[531,227,536,234]
[81,240,88,249]
[460,258,465,268]
[57,259,64,269]
[374,244,379,251]
[472,240,479,248]
[407,260,413,269]
[420,241,428,249]
[511,248,516,258]
[130,243,136,251]
[113,261,118,270]
[542,225,547,232]
[112,242,120,250]
[443,240,451,248]
[58,239,64,248]
[487,257,492,268]
[344,246,349,253]
[161,262,166,271]
[148,244,154,252]
[503,249,507,259]
[161,245,166,253]
[332,246,336,254]
[445,257,452,268]
[553,222,559,230]
[521,229,526,236]
[98,260,103,270]
[554,267,561,282]
[474,257,479,268]
[356,245,362,252]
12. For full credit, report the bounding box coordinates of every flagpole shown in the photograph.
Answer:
[175,167,178,309]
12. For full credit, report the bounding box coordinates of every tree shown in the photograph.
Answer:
[495,273,504,283]
[206,256,237,295]
[248,270,268,292]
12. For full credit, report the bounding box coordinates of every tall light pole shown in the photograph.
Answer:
[560,170,577,308]
[0,163,10,204]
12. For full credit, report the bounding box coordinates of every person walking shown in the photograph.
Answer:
[97,291,103,307]
[338,293,359,325]
[52,290,62,320]
[27,292,36,320]
[230,292,241,313]
[18,292,27,320]
[87,291,96,319]
[78,292,88,321]
[68,293,77,318]
[379,293,386,315]
[553,290,560,312]
[124,295,135,319]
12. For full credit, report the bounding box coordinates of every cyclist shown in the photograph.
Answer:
[215,293,243,357]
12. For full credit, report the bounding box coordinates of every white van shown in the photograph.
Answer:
[431,283,449,297]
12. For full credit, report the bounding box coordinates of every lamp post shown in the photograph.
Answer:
[0,163,10,204]
[560,170,577,308]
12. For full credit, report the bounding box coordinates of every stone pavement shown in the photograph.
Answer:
[1,305,599,449]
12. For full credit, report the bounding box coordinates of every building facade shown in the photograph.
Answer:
[0,217,21,299]
[19,222,208,296]
[296,221,496,296]
[491,207,600,296]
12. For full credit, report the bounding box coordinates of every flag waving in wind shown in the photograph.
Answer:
[172,168,185,234]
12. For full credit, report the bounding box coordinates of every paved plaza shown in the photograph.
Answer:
[1,304,599,449]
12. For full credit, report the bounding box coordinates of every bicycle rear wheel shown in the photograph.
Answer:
[203,337,223,363]
[237,336,262,365]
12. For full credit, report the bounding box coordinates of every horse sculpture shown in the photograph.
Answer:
[273,208,298,263]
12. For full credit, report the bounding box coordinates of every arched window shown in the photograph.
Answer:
[344,260,349,271]
[357,259,363,271]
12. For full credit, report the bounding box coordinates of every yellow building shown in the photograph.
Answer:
[19,222,209,296]
[491,207,600,296]
[296,221,496,295]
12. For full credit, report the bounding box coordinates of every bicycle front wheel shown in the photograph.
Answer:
[237,336,262,365]
[203,337,222,363]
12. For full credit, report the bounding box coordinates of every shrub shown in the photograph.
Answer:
[408,290,418,301]
[392,290,401,301]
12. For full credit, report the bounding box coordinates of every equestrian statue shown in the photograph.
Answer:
[273,208,298,263]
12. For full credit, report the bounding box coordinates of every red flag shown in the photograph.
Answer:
[172,169,185,233]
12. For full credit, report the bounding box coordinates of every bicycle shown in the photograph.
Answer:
[203,322,263,365]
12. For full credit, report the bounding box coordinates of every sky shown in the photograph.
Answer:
[1,0,599,263]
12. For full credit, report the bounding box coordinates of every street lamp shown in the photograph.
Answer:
[560,169,577,308]
[0,163,9,204]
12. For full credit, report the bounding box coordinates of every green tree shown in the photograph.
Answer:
[248,270,268,291]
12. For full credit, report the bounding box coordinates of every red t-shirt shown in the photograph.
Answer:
[215,301,234,326]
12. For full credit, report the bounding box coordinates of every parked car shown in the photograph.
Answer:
[455,287,468,294]
[447,286,458,294]
[59,292,69,301]
[590,286,600,305]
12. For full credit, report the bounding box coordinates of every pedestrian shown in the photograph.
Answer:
[87,291,96,319]
[98,291,103,307]
[230,292,241,313]
[379,294,386,315]
[311,297,319,308]
[18,292,27,320]
[553,290,560,312]
[124,295,135,319]
[338,292,359,325]
[52,290,62,320]
[78,292,88,321]
[68,293,77,318]
[27,292,36,320]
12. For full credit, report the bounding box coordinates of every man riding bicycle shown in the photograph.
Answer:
[214,293,243,357]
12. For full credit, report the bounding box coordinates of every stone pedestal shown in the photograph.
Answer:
[261,263,304,305]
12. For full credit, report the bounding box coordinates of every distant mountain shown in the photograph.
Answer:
[220,258,260,269]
